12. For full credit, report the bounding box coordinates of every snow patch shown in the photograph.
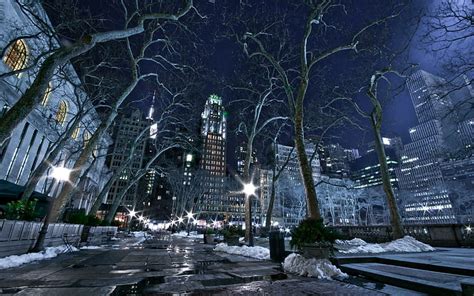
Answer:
[80,245,103,250]
[214,243,270,260]
[283,253,348,279]
[171,231,203,239]
[0,245,78,270]
[335,238,366,246]
[338,236,435,254]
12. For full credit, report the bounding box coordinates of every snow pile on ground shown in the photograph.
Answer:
[171,231,203,239]
[283,253,348,279]
[338,236,435,254]
[214,243,270,260]
[130,231,152,245]
[0,245,78,270]
[335,238,367,246]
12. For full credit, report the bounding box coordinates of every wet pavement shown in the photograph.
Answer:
[0,232,424,295]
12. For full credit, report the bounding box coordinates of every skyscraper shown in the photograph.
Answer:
[197,94,227,218]
[397,70,460,224]
[105,109,149,213]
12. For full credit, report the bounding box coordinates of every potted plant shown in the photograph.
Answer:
[204,228,215,244]
[222,225,243,246]
[290,219,338,259]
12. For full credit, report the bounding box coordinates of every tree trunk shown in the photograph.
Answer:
[264,178,276,229]
[294,81,321,220]
[88,172,117,215]
[48,121,109,222]
[105,177,138,224]
[370,113,404,239]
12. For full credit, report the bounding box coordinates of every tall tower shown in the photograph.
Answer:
[397,70,458,224]
[197,94,227,218]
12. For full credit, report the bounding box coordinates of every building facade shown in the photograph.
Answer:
[0,0,110,213]
[104,109,149,211]
[196,94,227,218]
[396,70,472,224]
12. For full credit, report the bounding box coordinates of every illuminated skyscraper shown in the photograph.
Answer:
[197,94,227,218]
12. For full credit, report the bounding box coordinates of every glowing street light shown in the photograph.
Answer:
[51,166,71,181]
[177,217,184,224]
[186,211,194,220]
[242,182,257,197]
[129,210,137,217]
[138,215,144,222]
[466,225,472,234]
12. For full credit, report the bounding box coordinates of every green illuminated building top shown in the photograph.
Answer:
[209,94,222,105]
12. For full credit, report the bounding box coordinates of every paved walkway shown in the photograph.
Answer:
[0,233,418,296]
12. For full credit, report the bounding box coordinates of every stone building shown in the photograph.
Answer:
[0,0,111,213]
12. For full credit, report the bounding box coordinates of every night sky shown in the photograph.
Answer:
[46,0,470,167]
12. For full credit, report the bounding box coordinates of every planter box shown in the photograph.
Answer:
[204,234,215,244]
[225,235,240,246]
[301,244,331,259]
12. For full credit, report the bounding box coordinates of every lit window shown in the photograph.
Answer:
[41,83,52,106]
[83,130,91,147]
[55,101,68,125]
[71,126,80,139]
[2,39,28,74]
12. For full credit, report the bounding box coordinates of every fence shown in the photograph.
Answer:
[330,224,474,247]
[0,219,118,257]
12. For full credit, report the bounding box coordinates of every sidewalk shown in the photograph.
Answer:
[0,233,414,295]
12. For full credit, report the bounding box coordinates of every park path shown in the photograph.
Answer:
[0,232,423,295]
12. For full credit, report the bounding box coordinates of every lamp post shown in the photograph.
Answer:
[31,166,71,252]
[242,182,257,246]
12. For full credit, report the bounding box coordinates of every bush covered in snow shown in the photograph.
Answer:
[337,236,435,254]
[214,243,270,260]
[283,253,348,279]
[0,245,78,269]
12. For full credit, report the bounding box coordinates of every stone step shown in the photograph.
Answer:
[335,252,474,277]
[340,262,471,296]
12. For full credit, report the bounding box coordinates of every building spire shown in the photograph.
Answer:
[147,90,156,120]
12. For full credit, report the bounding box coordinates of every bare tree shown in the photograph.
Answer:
[167,169,209,219]
[0,0,195,146]
[227,0,405,220]
[227,63,287,244]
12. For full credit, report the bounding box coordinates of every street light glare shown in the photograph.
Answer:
[138,215,144,221]
[186,211,194,219]
[51,166,71,181]
[242,182,257,196]
[129,210,137,217]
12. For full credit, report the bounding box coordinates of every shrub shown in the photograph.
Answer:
[64,209,104,226]
[290,218,338,250]
[221,225,244,239]
[205,228,215,235]
[5,199,38,221]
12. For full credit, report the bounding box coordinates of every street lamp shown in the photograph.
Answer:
[51,166,71,181]
[242,182,258,247]
[129,210,137,217]
[243,183,257,197]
